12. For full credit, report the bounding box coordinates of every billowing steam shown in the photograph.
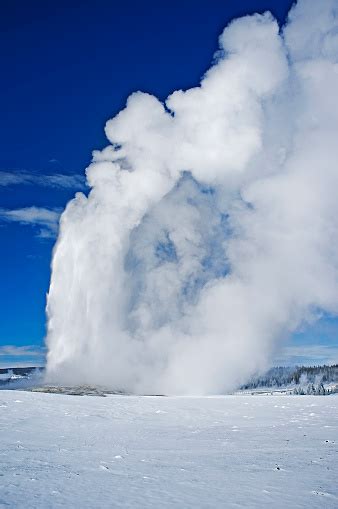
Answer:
[46,0,338,394]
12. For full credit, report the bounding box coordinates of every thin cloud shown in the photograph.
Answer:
[275,345,338,366]
[0,169,85,189]
[0,345,46,369]
[0,206,61,238]
[0,345,46,357]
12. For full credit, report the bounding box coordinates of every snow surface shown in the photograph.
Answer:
[0,391,337,508]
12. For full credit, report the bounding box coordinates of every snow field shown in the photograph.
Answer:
[0,392,337,508]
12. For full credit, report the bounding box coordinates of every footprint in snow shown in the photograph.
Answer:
[312,491,335,498]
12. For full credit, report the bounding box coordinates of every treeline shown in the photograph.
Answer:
[240,364,338,390]
[0,367,44,387]
[293,383,335,395]
[0,367,42,376]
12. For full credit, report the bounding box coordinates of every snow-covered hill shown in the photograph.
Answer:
[0,391,337,508]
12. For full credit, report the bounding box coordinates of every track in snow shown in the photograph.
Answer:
[0,391,337,508]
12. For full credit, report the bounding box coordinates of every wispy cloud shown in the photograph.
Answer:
[0,345,46,368]
[275,344,338,366]
[0,345,46,357]
[0,206,61,238]
[0,169,85,189]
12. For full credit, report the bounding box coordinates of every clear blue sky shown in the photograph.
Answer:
[1,0,337,367]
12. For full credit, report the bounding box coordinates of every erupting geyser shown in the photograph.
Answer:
[46,0,338,394]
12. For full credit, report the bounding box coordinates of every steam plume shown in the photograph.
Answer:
[46,0,338,394]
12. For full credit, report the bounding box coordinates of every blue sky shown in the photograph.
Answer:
[1,0,337,368]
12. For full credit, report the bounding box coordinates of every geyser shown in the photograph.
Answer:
[46,0,338,394]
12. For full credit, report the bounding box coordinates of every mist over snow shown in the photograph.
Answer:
[45,0,338,394]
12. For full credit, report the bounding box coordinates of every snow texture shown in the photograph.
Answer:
[0,391,337,508]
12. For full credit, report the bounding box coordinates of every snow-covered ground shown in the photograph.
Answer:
[0,391,337,508]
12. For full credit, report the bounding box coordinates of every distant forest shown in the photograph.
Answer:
[240,364,338,394]
[1,365,338,394]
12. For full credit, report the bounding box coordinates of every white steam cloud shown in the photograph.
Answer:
[46,0,338,394]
